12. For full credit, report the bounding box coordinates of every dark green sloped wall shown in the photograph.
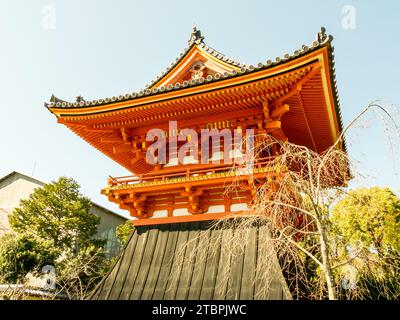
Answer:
[90,220,291,300]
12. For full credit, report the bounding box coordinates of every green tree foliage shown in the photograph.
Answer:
[332,187,400,255]
[56,243,111,299]
[0,177,107,294]
[116,220,135,246]
[8,177,99,252]
[0,233,58,283]
[332,187,400,299]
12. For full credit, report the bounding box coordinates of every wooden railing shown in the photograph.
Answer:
[107,157,276,187]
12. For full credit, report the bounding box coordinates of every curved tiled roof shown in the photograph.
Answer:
[45,27,342,133]
[146,25,247,89]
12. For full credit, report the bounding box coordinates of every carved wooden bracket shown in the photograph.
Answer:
[180,186,204,214]
[128,193,147,218]
[261,99,290,142]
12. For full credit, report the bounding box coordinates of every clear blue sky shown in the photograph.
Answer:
[1,0,399,216]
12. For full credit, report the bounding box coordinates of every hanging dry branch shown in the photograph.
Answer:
[169,101,400,300]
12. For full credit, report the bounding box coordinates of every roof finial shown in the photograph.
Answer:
[316,26,328,43]
[75,95,85,103]
[188,24,204,45]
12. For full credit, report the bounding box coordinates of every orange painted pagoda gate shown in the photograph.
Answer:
[46,27,343,227]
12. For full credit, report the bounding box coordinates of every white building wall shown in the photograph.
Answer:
[0,173,43,235]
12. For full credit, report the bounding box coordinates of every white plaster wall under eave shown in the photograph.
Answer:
[230,203,250,212]
[172,208,190,216]
[152,210,168,218]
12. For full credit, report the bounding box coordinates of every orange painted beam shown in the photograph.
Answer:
[132,211,244,226]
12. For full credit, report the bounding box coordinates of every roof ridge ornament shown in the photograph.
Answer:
[47,94,66,104]
[75,95,85,103]
[316,26,329,43]
[188,24,204,45]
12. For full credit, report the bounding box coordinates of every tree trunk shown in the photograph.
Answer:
[317,219,337,300]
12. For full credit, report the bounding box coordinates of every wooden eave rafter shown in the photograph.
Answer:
[47,36,344,172]
[48,47,341,175]
[46,28,344,148]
